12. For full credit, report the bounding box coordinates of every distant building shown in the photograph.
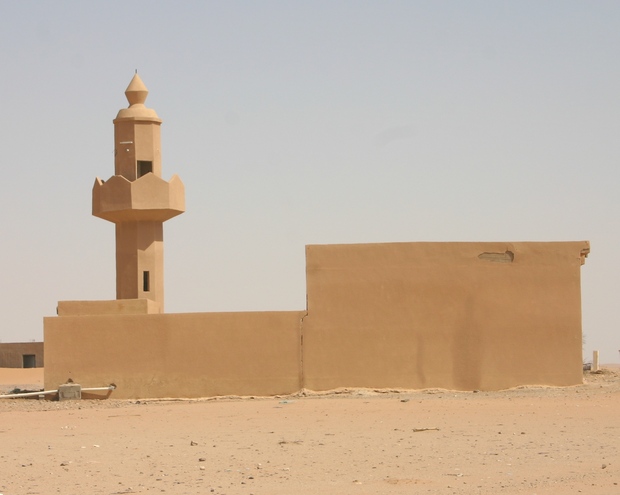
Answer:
[0,342,44,368]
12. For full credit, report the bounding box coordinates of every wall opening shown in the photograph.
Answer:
[23,354,36,368]
[143,271,150,292]
[137,160,153,178]
[478,251,514,263]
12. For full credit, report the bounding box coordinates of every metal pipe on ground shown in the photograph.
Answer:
[0,384,116,399]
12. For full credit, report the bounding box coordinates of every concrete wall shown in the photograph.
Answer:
[44,311,304,399]
[43,240,589,398]
[0,342,44,368]
[303,241,589,391]
[58,299,160,316]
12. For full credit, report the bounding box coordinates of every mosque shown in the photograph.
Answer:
[43,74,590,399]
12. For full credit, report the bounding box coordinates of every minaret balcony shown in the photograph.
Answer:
[92,173,185,223]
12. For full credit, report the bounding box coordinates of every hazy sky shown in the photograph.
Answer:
[1,1,618,363]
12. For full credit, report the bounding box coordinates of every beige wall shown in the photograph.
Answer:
[0,342,44,368]
[44,311,304,399]
[57,299,160,316]
[302,241,589,392]
[44,241,589,398]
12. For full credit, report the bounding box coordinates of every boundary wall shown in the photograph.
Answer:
[44,241,589,398]
[303,241,588,391]
[45,312,303,398]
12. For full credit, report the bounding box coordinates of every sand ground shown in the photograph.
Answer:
[1,368,619,495]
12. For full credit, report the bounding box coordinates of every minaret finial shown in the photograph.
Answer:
[125,73,148,106]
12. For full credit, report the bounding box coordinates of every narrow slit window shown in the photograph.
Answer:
[137,160,153,178]
[143,271,150,292]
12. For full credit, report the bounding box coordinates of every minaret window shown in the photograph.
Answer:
[137,161,153,178]
[143,271,150,292]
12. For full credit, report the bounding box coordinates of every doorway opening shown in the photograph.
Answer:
[23,354,36,368]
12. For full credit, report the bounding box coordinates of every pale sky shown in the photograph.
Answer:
[1,1,618,363]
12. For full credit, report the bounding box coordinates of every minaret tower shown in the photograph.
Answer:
[92,73,185,313]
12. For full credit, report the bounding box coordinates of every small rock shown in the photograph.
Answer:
[200,466,206,471]
[199,458,206,462]
[602,464,607,469]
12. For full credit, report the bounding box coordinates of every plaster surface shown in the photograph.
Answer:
[45,311,304,399]
[57,299,159,316]
[303,241,589,392]
[45,241,589,398]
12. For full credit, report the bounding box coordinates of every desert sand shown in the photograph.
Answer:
[1,368,619,495]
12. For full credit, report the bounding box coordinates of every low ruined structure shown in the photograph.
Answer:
[0,342,44,368]
[44,75,590,398]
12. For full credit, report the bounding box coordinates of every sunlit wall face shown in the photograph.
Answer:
[0,1,618,363]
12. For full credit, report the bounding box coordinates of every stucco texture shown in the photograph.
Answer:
[44,311,304,399]
[303,241,589,392]
[44,241,589,398]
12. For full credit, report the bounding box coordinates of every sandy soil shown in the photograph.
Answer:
[0,367,44,393]
[0,369,619,495]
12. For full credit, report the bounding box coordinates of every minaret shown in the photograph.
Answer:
[92,73,185,313]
